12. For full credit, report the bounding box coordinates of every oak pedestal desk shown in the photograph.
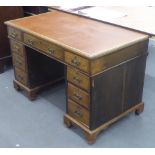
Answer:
[5,11,149,144]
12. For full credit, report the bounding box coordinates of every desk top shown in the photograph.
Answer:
[5,10,148,59]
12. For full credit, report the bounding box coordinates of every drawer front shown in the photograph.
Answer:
[24,33,64,60]
[65,51,89,73]
[10,40,24,56]
[68,99,89,127]
[68,83,90,109]
[14,68,28,85]
[67,67,90,91]
[12,53,26,71]
[8,27,22,41]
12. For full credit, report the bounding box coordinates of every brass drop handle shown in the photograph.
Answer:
[48,48,55,54]
[13,45,20,52]
[74,108,83,118]
[16,60,22,66]
[71,57,80,66]
[73,76,81,83]
[11,32,17,38]
[27,39,34,46]
[73,92,82,100]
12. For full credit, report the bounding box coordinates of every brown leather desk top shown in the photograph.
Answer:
[5,10,148,59]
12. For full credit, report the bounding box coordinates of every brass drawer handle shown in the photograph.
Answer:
[74,108,83,118]
[73,76,81,83]
[15,60,23,66]
[73,92,82,100]
[11,32,17,38]
[15,61,21,66]
[71,57,80,66]
[27,39,34,46]
[13,45,20,52]
[48,48,55,54]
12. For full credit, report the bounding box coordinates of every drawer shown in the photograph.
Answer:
[12,53,26,71]
[68,99,89,127]
[10,40,24,56]
[68,83,90,109]
[8,27,22,41]
[24,33,64,60]
[65,51,89,73]
[67,67,90,91]
[14,68,28,85]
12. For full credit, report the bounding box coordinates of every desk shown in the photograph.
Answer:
[5,10,149,144]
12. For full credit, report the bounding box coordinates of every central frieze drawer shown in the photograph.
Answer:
[67,67,90,91]
[24,33,64,60]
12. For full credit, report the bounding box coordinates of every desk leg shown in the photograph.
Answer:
[13,80,21,91]
[13,80,37,101]
[135,103,144,115]
[13,77,64,101]
[27,90,38,101]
